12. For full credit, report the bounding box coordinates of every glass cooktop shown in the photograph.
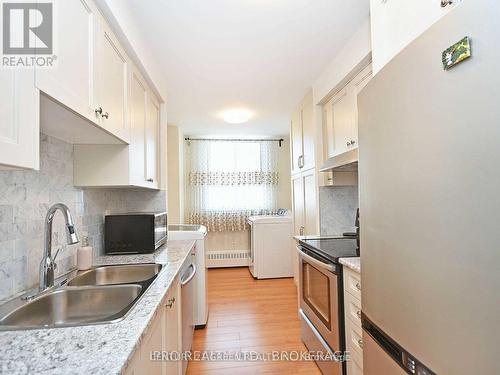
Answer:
[300,237,359,263]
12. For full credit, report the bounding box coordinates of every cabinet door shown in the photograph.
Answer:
[95,19,129,142]
[292,174,304,236]
[301,92,315,170]
[351,64,372,146]
[129,67,147,186]
[0,70,39,169]
[329,87,354,157]
[164,280,181,375]
[36,0,97,122]
[290,108,303,174]
[292,174,304,284]
[140,311,164,374]
[302,169,317,235]
[145,92,160,188]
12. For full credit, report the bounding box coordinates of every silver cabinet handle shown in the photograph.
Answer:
[355,282,361,291]
[146,178,154,183]
[165,297,175,308]
[356,310,362,319]
[102,112,109,119]
[441,0,453,7]
[95,107,103,116]
[357,339,364,349]
[299,226,304,236]
[298,155,304,168]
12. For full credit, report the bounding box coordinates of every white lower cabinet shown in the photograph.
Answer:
[124,277,182,375]
[163,280,182,375]
[344,267,363,374]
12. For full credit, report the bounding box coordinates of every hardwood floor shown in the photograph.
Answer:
[187,267,321,375]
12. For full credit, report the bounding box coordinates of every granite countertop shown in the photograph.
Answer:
[339,257,361,273]
[0,239,196,375]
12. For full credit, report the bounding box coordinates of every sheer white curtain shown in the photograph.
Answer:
[185,139,280,231]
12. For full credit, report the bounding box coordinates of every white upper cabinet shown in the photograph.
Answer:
[95,18,130,143]
[351,64,373,146]
[73,62,161,190]
[325,87,354,157]
[370,0,461,73]
[0,70,39,169]
[290,90,315,174]
[301,93,315,171]
[129,67,148,186]
[36,0,97,123]
[323,64,372,158]
[145,92,160,188]
[290,108,303,174]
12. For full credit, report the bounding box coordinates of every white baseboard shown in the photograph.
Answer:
[206,250,250,268]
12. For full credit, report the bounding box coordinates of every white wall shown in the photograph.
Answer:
[370,0,461,74]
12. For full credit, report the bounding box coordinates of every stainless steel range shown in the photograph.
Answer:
[297,237,359,375]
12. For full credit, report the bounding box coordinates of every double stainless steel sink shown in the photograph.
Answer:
[0,263,162,331]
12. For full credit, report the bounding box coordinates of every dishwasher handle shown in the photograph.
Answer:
[181,264,197,286]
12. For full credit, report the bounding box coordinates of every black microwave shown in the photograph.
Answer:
[104,212,167,254]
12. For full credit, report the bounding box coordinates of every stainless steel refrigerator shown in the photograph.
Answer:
[358,0,500,374]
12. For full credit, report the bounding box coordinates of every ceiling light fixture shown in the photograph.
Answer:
[221,109,254,124]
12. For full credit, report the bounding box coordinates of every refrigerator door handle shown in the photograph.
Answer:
[297,247,336,272]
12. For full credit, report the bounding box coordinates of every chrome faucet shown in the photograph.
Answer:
[39,203,79,292]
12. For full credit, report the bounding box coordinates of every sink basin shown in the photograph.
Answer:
[0,285,142,330]
[67,263,162,286]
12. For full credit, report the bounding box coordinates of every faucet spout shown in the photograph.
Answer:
[39,203,79,292]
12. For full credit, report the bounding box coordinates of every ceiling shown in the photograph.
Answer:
[124,0,370,137]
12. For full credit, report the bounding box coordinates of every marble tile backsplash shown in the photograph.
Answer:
[0,134,166,301]
[319,186,359,236]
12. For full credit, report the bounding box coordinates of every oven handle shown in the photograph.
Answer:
[297,247,336,273]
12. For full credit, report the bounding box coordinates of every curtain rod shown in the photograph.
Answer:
[184,137,284,147]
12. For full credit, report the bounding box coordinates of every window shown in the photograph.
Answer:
[185,139,280,231]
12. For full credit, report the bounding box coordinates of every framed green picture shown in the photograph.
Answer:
[442,36,472,70]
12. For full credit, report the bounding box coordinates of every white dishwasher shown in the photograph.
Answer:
[168,224,208,327]
[180,252,196,375]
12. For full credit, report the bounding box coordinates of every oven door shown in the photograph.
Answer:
[298,246,340,352]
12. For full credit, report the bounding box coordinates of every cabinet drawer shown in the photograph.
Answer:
[344,268,362,300]
[344,289,362,329]
[346,319,364,363]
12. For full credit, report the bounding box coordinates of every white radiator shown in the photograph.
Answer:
[206,250,250,268]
